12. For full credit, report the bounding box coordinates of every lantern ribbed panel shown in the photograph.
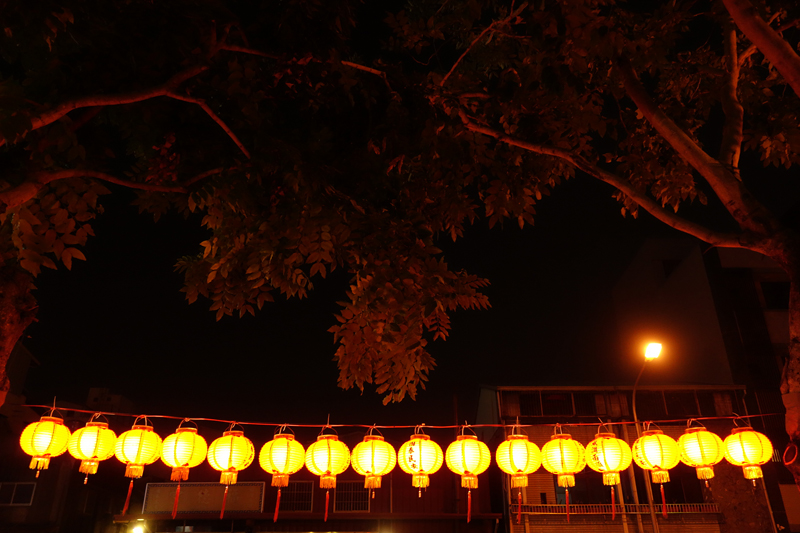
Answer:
[445,435,491,489]
[305,435,350,489]
[115,425,162,478]
[585,433,632,486]
[496,434,541,488]
[68,422,117,475]
[207,431,254,485]
[541,434,586,488]
[398,434,443,488]
[723,428,773,480]
[20,416,71,472]
[259,434,306,487]
[161,428,208,481]
[678,428,724,480]
[632,430,680,484]
[352,436,397,489]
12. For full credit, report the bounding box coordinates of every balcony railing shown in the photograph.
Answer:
[515,503,719,515]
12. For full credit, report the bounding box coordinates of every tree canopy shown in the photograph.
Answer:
[2,0,800,480]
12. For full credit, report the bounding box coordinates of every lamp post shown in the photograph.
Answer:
[632,342,662,533]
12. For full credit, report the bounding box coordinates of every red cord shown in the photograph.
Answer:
[566,488,570,523]
[122,479,133,516]
[220,485,229,520]
[273,488,281,522]
[172,482,180,519]
[611,486,615,520]
[661,484,667,518]
[325,490,330,522]
[467,490,472,523]
[517,489,522,524]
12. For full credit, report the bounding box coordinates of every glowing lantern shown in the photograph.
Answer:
[446,431,491,523]
[207,426,255,519]
[541,429,585,523]
[259,428,306,522]
[162,424,208,481]
[541,432,586,488]
[67,416,117,483]
[161,422,208,519]
[207,429,255,485]
[633,428,679,518]
[305,429,350,522]
[115,417,162,515]
[723,427,773,481]
[585,431,631,520]
[632,429,680,483]
[20,414,71,477]
[678,425,724,483]
[397,428,444,495]
[351,429,396,490]
[496,429,541,525]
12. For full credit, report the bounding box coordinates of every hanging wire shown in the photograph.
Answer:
[19,404,783,430]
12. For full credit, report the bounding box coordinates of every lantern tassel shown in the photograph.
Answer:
[172,481,180,520]
[84,474,88,485]
[467,489,472,523]
[611,487,615,520]
[220,485,229,520]
[122,479,133,516]
[566,488,570,523]
[517,489,522,524]
[274,488,281,523]
[325,490,330,522]
[661,484,667,518]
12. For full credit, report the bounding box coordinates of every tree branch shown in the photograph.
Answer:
[459,114,752,250]
[217,44,281,60]
[0,66,209,148]
[166,92,251,159]
[615,57,779,237]
[719,22,744,175]
[440,2,527,87]
[341,61,394,92]
[0,167,223,211]
[723,0,800,97]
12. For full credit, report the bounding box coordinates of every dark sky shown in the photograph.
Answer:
[20,173,681,428]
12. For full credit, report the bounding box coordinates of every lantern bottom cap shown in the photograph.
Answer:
[272,474,289,487]
[220,471,239,485]
[510,474,528,488]
[461,474,478,489]
[695,466,714,480]
[365,475,382,489]
[412,474,430,489]
[557,474,575,488]
[125,464,144,479]
[320,475,337,489]
[743,466,763,480]
[602,472,620,486]
[651,469,670,484]
[29,456,50,471]
[79,460,100,475]
[171,467,190,481]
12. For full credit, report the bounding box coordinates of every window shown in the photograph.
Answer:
[664,391,698,417]
[541,392,573,416]
[519,392,542,416]
[279,481,313,512]
[334,481,369,512]
[573,393,598,416]
[0,483,35,506]
[635,391,666,419]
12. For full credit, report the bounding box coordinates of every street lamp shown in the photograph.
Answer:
[632,342,662,533]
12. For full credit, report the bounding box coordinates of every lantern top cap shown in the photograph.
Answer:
[223,430,244,437]
[275,433,295,440]
[549,433,573,440]
[507,433,529,440]
[642,429,664,437]
[39,416,64,424]
[86,421,109,428]
[131,425,153,431]
[364,435,385,442]
[730,427,760,435]
[176,427,198,433]
[457,434,478,441]
[595,432,616,439]
[409,433,431,441]
[644,342,662,360]
[683,426,708,434]
[317,434,338,441]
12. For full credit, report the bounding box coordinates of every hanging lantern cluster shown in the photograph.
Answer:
[18,409,777,524]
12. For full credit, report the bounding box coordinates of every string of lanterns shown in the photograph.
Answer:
[19,407,776,524]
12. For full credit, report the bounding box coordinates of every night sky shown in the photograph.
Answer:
[19,173,682,428]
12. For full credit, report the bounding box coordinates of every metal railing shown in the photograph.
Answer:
[515,503,720,515]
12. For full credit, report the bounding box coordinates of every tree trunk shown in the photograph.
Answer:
[783,274,800,484]
[0,265,37,408]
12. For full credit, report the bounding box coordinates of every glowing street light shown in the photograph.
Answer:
[644,343,662,361]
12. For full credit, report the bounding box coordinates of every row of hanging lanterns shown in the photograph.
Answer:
[19,411,774,523]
